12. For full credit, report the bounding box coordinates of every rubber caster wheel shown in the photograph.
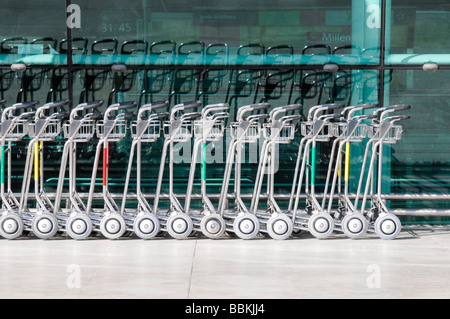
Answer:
[233,213,260,240]
[342,213,369,239]
[100,213,126,239]
[308,212,334,239]
[66,213,93,240]
[167,213,193,239]
[32,212,58,239]
[200,214,225,239]
[267,214,293,240]
[0,213,23,239]
[133,213,160,239]
[374,213,401,240]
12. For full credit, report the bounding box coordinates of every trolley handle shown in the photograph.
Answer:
[211,112,229,120]
[318,113,343,122]
[237,103,270,121]
[379,104,411,121]
[280,114,303,123]
[71,100,104,121]
[353,114,377,121]
[346,103,379,120]
[36,100,70,119]
[309,103,345,120]
[11,101,39,111]
[45,99,70,110]
[118,111,136,120]
[72,101,102,112]
[372,104,410,116]
[202,103,230,119]
[144,112,170,121]
[280,104,303,112]
[117,101,138,110]
[2,101,38,121]
[246,113,270,123]
[140,100,169,111]
[18,111,36,120]
[384,115,410,123]
[52,111,69,119]
[385,104,411,112]
[348,103,379,110]
[171,101,202,120]
[181,112,202,121]
[104,101,137,120]
[85,111,103,120]
[138,100,169,120]
[269,104,302,121]
[76,100,104,111]
[153,112,170,120]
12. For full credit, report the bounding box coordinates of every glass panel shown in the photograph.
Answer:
[71,0,381,66]
[67,67,379,201]
[386,0,450,65]
[385,69,450,223]
[0,1,67,65]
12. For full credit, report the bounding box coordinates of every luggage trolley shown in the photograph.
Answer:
[120,100,169,239]
[153,101,202,239]
[85,101,137,239]
[184,103,230,239]
[0,101,37,239]
[288,103,346,238]
[322,103,378,239]
[355,104,410,240]
[218,103,270,239]
[18,100,69,239]
[53,100,104,240]
[250,104,303,240]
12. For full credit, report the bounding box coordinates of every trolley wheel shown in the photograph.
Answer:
[233,213,260,240]
[31,212,58,239]
[374,213,402,240]
[200,214,225,239]
[0,213,23,239]
[133,213,160,239]
[267,214,293,240]
[308,212,334,239]
[166,213,193,240]
[342,213,369,239]
[66,213,93,240]
[100,213,126,240]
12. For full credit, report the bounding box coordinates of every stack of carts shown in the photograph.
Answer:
[0,99,410,240]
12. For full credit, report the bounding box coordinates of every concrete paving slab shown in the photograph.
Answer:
[0,225,449,299]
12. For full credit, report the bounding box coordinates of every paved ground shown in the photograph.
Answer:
[1,225,450,299]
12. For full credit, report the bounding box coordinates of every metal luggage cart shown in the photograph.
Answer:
[120,100,169,239]
[18,100,69,239]
[250,104,303,240]
[0,101,37,239]
[153,101,202,239]
[53,100,104,240]
[218,103,270,239]
[84,101,137,239]
[322,103,379,239]
[288,103,347,238]
[184,103,230,239]
[354,104,411,240]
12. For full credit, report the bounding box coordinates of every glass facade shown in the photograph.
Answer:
[0,0,448,221]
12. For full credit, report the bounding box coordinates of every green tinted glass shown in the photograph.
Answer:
[70,0,381,66]
[386,0,450,65]
[0,1,67,65]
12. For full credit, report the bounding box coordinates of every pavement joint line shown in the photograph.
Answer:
[187,239,198,299]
